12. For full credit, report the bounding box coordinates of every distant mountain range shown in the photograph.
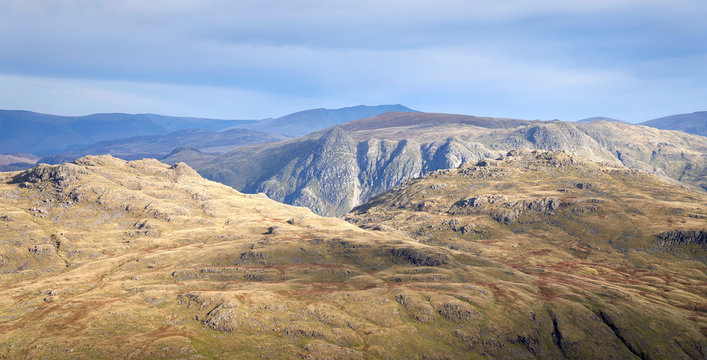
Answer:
[0,153,39,171]
[0,105,418,158]
[639,111,707,136]
[0,110,256,154]
[37,128,287,165]
[238,104,418,137]
[1,107,705,205]
[577,111,707,136]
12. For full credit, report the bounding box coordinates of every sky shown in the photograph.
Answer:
[0,0,706,123]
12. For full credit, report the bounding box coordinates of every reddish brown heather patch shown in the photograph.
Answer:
[0,303,63,333]
[546,261,582,272]
[676,301,707,312]
[42,298,124,335]
[281,281,365,297]
[527,249,552,256]
[111,324,200,353]
[141,325,199,341]
[270,263,350,272]
[478,240,498,244]
[537,285,558,302]
[0,297,122,334]
[477,283,516,304]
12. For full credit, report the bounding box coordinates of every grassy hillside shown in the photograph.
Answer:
[347,148,706,359]
[0,153,704,358]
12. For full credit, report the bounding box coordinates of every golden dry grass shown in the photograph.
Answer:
[0,152,704,359]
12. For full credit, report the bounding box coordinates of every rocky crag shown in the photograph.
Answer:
[1,153,704,358]
[347,148,707,359]
[195,113,706,216]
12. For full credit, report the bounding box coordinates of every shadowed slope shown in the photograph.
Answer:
[0,110,252,154]
[37,127,287,164]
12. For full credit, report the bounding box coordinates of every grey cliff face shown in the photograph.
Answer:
[257,127,361,215]
[197,115,706,216]
[242,129,505,216]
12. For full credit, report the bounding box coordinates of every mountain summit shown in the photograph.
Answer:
[241,104,418,137]
[639,111,707,137]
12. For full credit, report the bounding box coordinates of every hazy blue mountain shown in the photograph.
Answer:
[0,153,39,171]
[37,128,286,164]
[639,111,707,137]
[0,105,415,155]
[241,104,418,137]
[0,110,255,154]
[576,116,627,124]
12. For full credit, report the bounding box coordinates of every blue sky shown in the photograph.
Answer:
[1,0,705,123]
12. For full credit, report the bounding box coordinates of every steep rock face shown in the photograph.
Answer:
[357,138,501,203]
[422,138,500,172]
[216,129,504,216]
[197,113,706,216]
[357,138,424,202]
[577,121,707,190]
[258,127,361,215]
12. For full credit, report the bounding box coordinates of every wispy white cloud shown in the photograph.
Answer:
[0,0,705,121]
[0,73,325,118]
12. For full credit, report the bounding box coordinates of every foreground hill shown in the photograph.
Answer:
[640,111,707,137]
[0,155,432,358]
[0,110,253,154]
[0,153,704,359]
[195,112,707,216]
[347,149,706,359]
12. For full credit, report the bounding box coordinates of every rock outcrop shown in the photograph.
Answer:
[656,230,706,247]
[196,113,707,216]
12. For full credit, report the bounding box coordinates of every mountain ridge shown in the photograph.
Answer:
[240,104,419,137]
[194,112,707,216]
[639,111,707,137]
[0,109,254,154]
[0,152,703,358]
[36,127,287,165]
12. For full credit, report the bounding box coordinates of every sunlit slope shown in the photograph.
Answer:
[0,152,704,359]
[347,149,706,359]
